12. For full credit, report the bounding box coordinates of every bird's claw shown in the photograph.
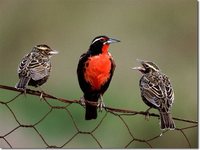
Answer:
[16,87,26,95]
[145,111,150,120]
[159,131,163,137]
[37,86,45,100]
[145,107,151,120]
[80,97,86,107]
[97,98,105,112]
[17,88,27,97]
[39,91,44,100]
[22,89,27,97]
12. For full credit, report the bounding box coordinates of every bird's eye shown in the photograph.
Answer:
[100,38,105,42]
[144,64,149,68]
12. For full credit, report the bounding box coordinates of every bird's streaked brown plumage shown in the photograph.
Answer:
[133,59,175,130]
[15,44,58,90]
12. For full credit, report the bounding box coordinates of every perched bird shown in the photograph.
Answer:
[133,59,175,130]
[15,44,58,91]
[77,35,120,120]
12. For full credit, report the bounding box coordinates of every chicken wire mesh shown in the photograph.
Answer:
[0,84,198,148]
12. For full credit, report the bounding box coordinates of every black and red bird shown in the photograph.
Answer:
[77,35,120,120]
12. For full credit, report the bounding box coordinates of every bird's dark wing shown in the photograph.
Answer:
[140,73,174,110]
[18,53,50,81]
[140,75,163,108]
[16,53,33,89]
[18,53,32,78]
[77,53,92,93]
[163,74,174,106]
[110,56,116,78]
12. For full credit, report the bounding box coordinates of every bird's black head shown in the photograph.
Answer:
[88,35,120,55]
[132,59,160,74]
[32,44,58,56]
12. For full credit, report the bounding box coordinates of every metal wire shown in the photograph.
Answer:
[0,85,198,148]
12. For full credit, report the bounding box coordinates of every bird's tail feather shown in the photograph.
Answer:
[15,77,30,89]
[160,111,175,130]
[85,104,97,120]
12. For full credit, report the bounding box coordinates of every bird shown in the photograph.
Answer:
[15,44,58,93]
[77,35,120,120]
[132,59,175,130]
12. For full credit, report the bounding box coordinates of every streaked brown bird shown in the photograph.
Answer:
[15,44,58,91]
[133,59,175,130]
[77,35,120,120]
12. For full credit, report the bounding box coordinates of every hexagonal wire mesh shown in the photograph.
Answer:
[0,85,197,148]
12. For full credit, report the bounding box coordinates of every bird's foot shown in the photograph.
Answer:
[39,91,44,100]
[79,96,86,107]
[17,88,27,97]
[97,96,105,112]
[22,88,27,96]
[145,107,151,120]
[159,131,164,136]
[37,86,45,100]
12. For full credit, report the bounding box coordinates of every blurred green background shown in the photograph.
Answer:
[0,0,197,148]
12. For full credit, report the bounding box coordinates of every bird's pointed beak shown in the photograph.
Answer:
[132,59,146,72]
[131,66,145,72]
[49,50,59,55]
[132,66,142,70]
[106,38,120,44]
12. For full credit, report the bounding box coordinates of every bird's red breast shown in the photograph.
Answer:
[84,51,112,90]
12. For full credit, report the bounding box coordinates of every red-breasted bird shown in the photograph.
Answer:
[133,59,175,130]
[77,35,120,120]
[15,44,58,91]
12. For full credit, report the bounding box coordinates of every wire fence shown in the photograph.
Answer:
[0,84,198,148]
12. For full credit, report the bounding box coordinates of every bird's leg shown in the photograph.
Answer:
[22,88,27,97]
[159,130,164,136]
[145,107,152,120]
[16,87,27,95]
[38,86,45,100]
[80,96,86,107]
[23,88,26,94]
[97,95,105,112]
[40,92,44,100]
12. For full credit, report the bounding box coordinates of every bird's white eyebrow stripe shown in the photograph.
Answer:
[35,46,48,50]
[92,37,104,44]
[151,66,158,71]
[40,47,48,50]
[147,64,159,71]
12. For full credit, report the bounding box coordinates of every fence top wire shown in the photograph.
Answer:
[0,84,198,148]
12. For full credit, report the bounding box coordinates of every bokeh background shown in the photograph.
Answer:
[0,0,197,148]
